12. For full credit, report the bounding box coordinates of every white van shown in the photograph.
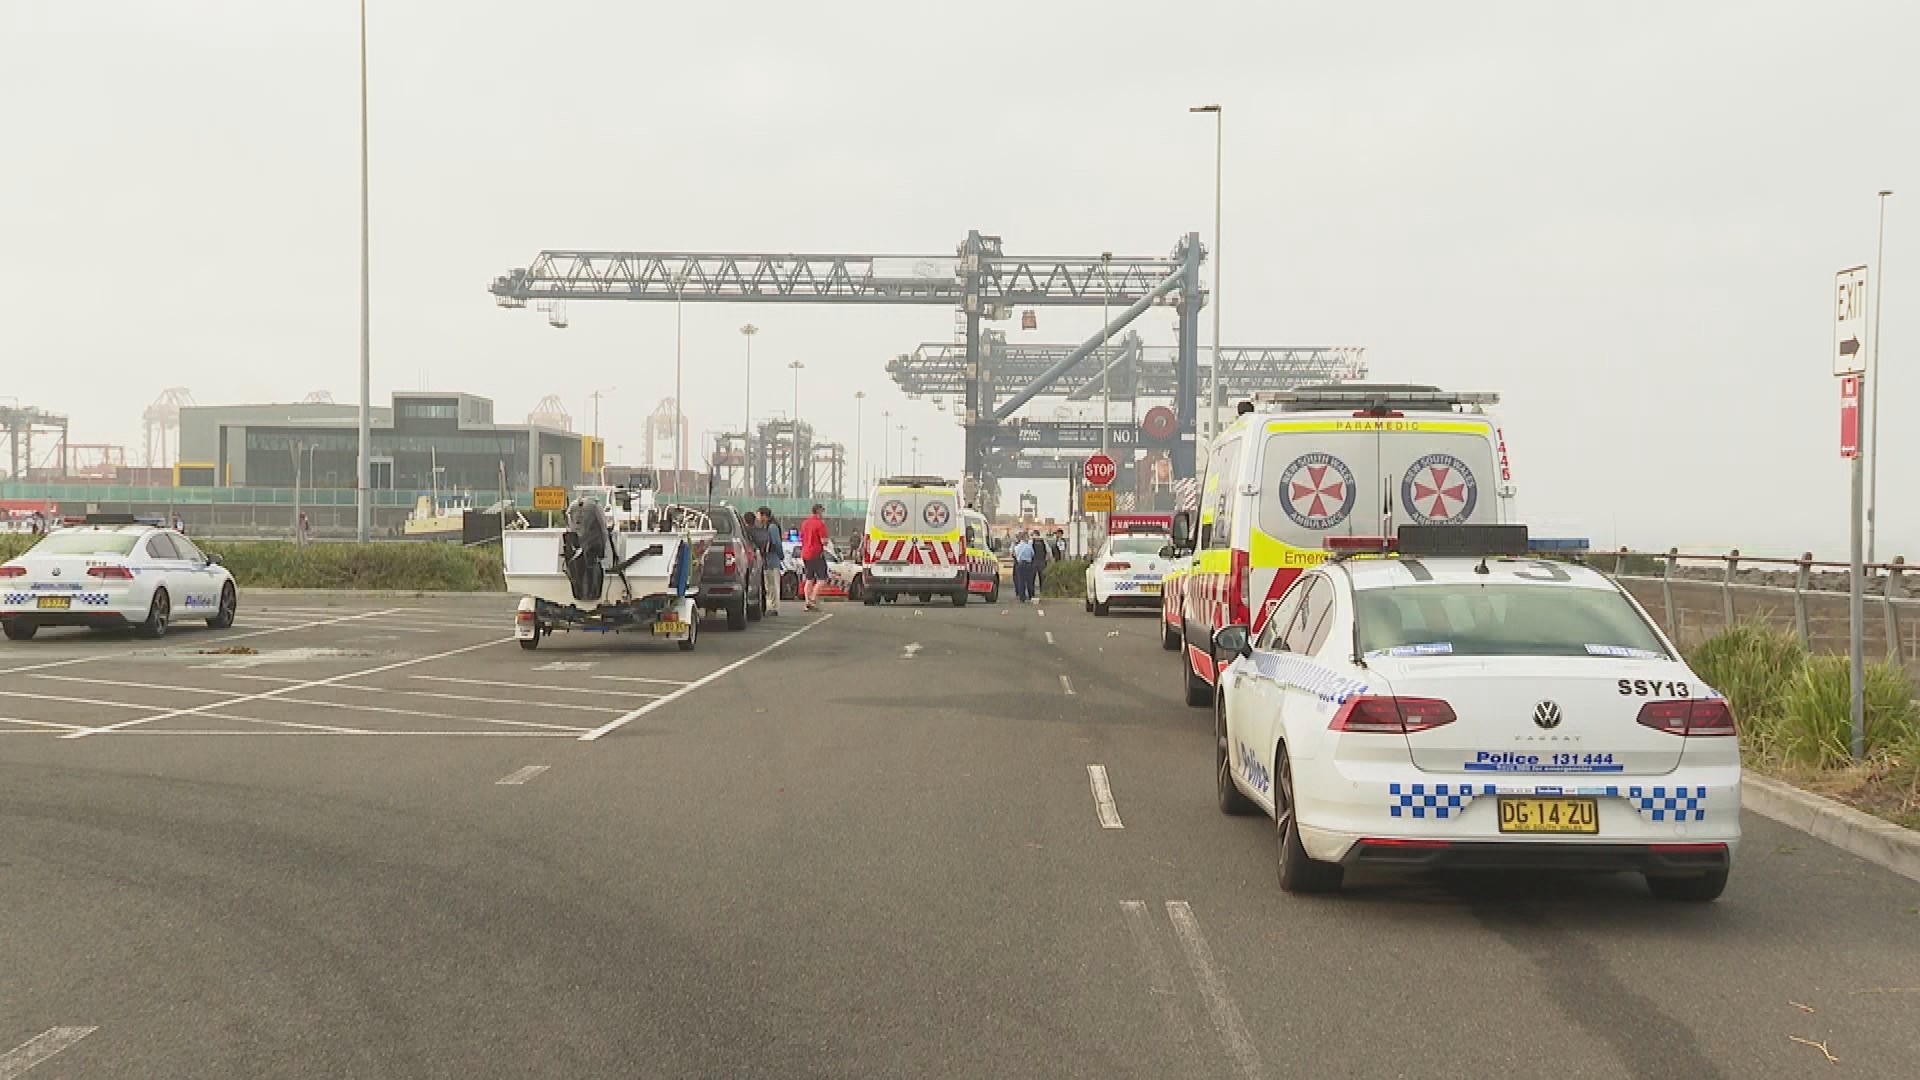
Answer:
[860,476,969,607]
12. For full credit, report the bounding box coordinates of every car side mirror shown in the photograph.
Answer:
[1158,544,1176,559]
[1212,624,1251,660]
[207,553,223,566]
[1170,511,1191,550]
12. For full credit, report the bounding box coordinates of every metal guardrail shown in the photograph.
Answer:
[1594,547,1910,667]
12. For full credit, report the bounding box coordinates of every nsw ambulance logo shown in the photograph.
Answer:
[879,499,909,528]
[1401,454,1478,525]
[1279,452,1356,530]
[922,501,951,529]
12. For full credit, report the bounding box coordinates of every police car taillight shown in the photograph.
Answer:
[1636,699,1737,737]
[1330,695,1457,734]
[86,566,134,579]
[1103,561,1131,571]
[0,566,23,578]
[1324,535,1395,554]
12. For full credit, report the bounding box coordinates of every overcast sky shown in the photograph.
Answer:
[2,1,1913,557]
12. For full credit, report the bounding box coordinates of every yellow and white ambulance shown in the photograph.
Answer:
[1170,385,1515,705]
[860,475,970,607]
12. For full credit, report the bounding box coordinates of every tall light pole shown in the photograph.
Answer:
[896,423,906,475]
[881,409,891,483]
[854,390,866,496]
[911,435,920,474]
[1100,252,1113,460]
[1868,189,1892,565]
[670,270,690,496]
[355,0,372,542]
[1191,103,1223,437]
[589,387,615,484]
[787,360,805,496]
[740,323,758,461]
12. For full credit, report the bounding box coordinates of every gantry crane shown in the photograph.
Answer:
[490,230,1206,516]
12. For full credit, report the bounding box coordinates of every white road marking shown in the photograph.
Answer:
[902,642,922,659]
[198,712,373,735]
[1087,764,1123,828]
[0,688,168,712]
[0,716,88,733]
[29,673,246,697]
[588,674,691,687]
[331,687,622,714]
[1166,902,1263,1080]
[496,764,550,786]
[581,614,831,741]
[0,610,402,685]
[1120,901,1195,1048]
[407,674,662,698]
[1045,631,1055,645]
[62,637,512,738]
[534,661,596,671]
[1059,675,1075,696]
[0,656,105,679]
[210,672,307,684]
[274,696,590,733]
[112,729,578,737]
[0,1025,96,1078]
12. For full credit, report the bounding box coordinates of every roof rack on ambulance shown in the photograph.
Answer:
[877,475,953,488]
[1250,384,1501,413]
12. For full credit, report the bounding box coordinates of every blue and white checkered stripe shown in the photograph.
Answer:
[1389,782,1497,820]
[1618,785,1707,822]
[1247,651,1371,704]
[2,592,28,605]
[4,591,110,605]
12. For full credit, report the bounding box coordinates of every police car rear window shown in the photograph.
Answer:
[30,532,141,556]
[1107,537,1168,555]
[1354,585,1668,659]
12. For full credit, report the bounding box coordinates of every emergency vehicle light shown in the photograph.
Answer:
[1395,524,1529,558]
[1254,385,1500,412]
[1526,537,1591,554]
[1324,535,1396,553]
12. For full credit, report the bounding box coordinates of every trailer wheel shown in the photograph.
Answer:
[677,614,698,651]
[518,634,540,651]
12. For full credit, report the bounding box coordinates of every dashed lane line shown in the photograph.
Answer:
[1166,902,1263,1080]
[1088,764,1124,829]
[1060,674,1075,696]
[581,614,831,741]
[1046,631,1055,645]
[0,1025,97,1078]
[62,637,512,738]
[496,764,550,786]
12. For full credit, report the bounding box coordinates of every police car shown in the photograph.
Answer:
[0,517,237,640]
[1084,524,1173,616]
[1210,525,1739,901]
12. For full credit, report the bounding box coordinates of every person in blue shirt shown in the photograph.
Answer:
[1011,532,1036,603]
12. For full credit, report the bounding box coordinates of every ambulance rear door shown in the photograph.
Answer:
[1250,420,1383,632]
[1378,416,1501,528]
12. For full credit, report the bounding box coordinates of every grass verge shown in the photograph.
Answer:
[1040,558,1091,598]
[1687,621,1919,828]
[0,535,504,592]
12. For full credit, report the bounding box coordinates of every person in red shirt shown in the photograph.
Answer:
[799,503,830,611]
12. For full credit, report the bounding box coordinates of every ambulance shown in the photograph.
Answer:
[859,475,970,607]
[1169,385,1516,706]
[960,507,1003,603]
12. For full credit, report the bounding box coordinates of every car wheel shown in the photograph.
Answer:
[207,582,237,629]
[137,588,170,640]
[846,575,863,602]
[1216,688,1256,816]
[1182,627,1211,708]
[2,620,37,642]
[747,586,764,622]
[677,614,698,651]
[1161,616,1179,651]
[950,588,967,608]
[863,589,881,606]
[1275,747,1344,894]
[1645,868,1728,903]
[726,595,748,631]
[919,593,932,603]
[518,634,540,651]
[986,578,1000,603]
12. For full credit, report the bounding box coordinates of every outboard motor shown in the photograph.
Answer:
[561,497,611,602]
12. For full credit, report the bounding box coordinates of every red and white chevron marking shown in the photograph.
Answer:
[867,539,963,566]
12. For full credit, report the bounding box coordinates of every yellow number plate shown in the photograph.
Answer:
[1138,583,1161,595]
[1497,797,1598,834]
[37,596,71,610]
[651,621,683,636]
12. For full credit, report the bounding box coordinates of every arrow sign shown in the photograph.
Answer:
[1834,266,1868,376]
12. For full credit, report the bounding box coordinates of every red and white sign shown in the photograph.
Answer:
[1141,405,1177,442]
[1083,454,1117,488]
[1840,375,1860,459]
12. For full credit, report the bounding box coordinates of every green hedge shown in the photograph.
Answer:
[1686,621,1916,767]
[1040,558,1091,598]
[0,535,504,591]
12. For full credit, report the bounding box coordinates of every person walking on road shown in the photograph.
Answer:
[799,503,830,611]
[1011,531,1035,603]
[1029,526,1050,599]
[757,506,783,616]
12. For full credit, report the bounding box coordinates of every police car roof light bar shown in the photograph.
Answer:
[1526,536,1591,554]
[1395,524,1530,558]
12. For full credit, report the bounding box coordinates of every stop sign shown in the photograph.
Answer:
[1083,454,1117,488]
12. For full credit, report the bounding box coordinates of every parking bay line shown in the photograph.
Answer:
[274,696,590,733]
[326,686,623,715]
[0,1025,96,1078]
[407,674,666,699]
[1165,902,1263,1080]
[197,711,374,735]
[0,609,405,685]
[62,636,514,738]
[589,674,691,687]
[496,765,550,786]
[0,715,88,733]
[1088,764,1123,829]
[112,729,579,737]
[28,673,253,698]
[581,614,832,742]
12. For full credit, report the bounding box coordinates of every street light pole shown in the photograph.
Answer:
[1100,252,1112,461]
[854,390,865,496]
[589,388,614,484]
[1191,103,1223,437]
[911,435,920,474]
[881,410,891,483]
[355,0,372,543]
[671,272,688,496]
[740,324,758,488]
[1868,189,1892,565]
[788,360,805,496]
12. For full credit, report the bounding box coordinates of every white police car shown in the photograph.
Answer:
[0,518,237,641]
[1084,532,1172,616]
[1210,525,1739,901]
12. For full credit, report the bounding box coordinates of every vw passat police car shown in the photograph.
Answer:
[1084,522,1173,616]
[0,516,237,641]
[1210,525,1739,901]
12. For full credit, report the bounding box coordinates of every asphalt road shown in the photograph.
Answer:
[2,593,1918,1078]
